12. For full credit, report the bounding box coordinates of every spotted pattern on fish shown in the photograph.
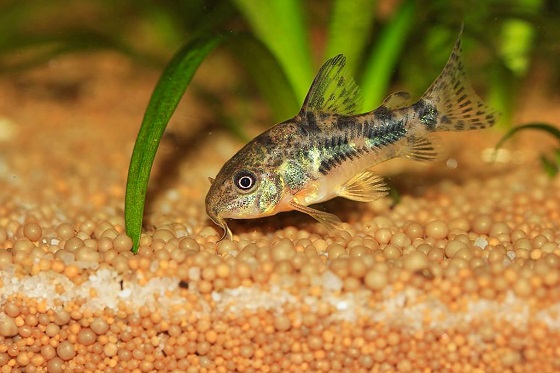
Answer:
[310,115,407,176]
[317,134,358,175]
[412,100,438,131]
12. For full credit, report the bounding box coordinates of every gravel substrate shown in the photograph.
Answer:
[1,52,559,372]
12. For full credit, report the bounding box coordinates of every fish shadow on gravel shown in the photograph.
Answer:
[141,122,221,223]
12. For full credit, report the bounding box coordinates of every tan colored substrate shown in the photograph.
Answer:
[1,52,560,372]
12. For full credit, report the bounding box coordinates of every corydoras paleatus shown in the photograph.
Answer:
[205,30,498,241]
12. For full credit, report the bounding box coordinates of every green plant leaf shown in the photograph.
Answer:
[125,34,223,253]
[495,122,560,178]
[227,35,300,122]
[325,0,377,75]
[360,0,415,109]
[232,0,313,103]
[540,155,559,178]
[494,122,560,150]
[498,0,544,76]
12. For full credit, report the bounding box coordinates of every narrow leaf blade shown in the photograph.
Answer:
[233,0,313,102]
[495,122,560,150]
[227,35,300,122]
[325,0,377,75]
[360,0,415,109]
[125,35,223,253]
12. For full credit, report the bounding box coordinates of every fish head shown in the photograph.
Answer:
[205,145,284,241]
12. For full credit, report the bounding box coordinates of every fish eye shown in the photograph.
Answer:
[233,170,257,192]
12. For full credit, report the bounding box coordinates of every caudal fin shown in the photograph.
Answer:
[417,28,499,132]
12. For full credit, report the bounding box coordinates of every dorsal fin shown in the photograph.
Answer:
[381,91,412,110]
[300,54,363,116]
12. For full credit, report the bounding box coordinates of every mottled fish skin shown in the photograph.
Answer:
[205,28,499,241]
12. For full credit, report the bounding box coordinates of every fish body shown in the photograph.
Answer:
[205,31,498,240]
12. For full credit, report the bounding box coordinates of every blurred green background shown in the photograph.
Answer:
[2,0,559,128]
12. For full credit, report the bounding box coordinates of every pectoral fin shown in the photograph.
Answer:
[289,200,342,231]
[402,134,443,162]
[338,170,389,202]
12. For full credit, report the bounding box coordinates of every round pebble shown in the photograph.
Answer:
[56,341,76,360]
[0,316,18,337]
[425,220,449,240]
[23,222,42,241]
